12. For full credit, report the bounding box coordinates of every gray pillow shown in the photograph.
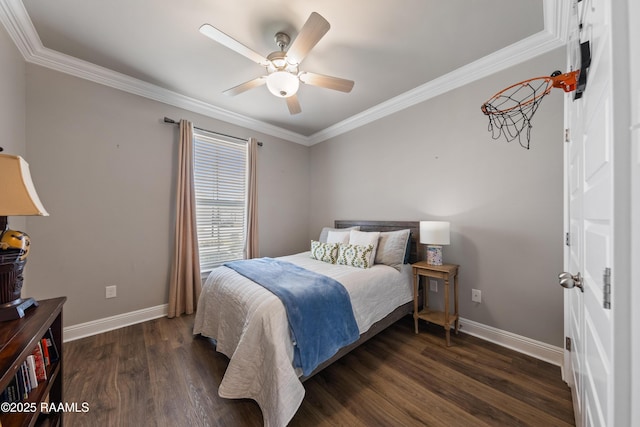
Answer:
[374,229,411,268]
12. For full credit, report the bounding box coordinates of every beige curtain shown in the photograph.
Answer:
[168,119,202,318]
[244,137,259,259]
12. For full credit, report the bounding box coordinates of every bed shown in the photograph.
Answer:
[193,220,419,427]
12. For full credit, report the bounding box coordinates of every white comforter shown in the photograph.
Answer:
[193,252,412,427]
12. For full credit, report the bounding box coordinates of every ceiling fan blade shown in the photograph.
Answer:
[286,95,302,115]
[223,77,267,96]
[299,72,354,93]
[199,24,269,66]
[286,12,330,64]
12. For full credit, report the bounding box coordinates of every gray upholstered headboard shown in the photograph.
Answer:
[334,220,420,264]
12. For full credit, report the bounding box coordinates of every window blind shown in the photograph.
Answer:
[193,131,247,272]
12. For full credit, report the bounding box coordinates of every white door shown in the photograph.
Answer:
[630,0,640,425]
[564,0,611,425]
[563,0,631,425]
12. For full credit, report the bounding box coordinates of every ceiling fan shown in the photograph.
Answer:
[199,12,354,115]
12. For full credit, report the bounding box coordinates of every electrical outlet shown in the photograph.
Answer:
[471,289,482,303]
[105,285,117,299]
[429,280,438,292]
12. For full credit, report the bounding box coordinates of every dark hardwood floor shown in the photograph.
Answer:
[63,315,574,426]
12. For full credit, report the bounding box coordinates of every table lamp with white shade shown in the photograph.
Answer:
[419,221,450,266]
[0,154,49,321]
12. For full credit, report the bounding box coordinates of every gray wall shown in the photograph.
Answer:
[0,25,27,233]
[309,48,566,346]
[22,64,310,326]
[3,19,565,347]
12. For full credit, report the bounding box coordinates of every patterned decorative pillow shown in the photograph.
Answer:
[337,243,375,269]
[310,240,339,264]
[349,230,380,266]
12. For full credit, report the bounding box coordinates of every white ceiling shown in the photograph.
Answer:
[1,0,567,145]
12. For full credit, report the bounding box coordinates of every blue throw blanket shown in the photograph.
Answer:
[224,258,359,376]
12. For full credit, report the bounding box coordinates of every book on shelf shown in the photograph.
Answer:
[26,355,38,388]
[18,363,28,399]
[22,361,33,396]
[40,338,50,366]
[43,328,59,363]
[0,376,18,403]
[32,342,47,382]
[1,329,58,404]
[9,377,18,401]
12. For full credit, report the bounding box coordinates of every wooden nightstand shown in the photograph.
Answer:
[412,261,459,346]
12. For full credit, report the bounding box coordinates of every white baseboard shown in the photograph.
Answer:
[63,304,168,342]
[62,307,563,367]
[459,317,564,367]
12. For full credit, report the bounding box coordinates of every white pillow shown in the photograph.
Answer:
[326,230,351,244]
[349,230,380,267]
[318,226,360,243]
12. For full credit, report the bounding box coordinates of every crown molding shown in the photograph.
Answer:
[308,0,569,145]
[307,31,564,144]
[0,0,308,145]
[0,0,38,56]
[0,0,568,147]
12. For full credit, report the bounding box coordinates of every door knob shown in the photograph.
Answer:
[559,272,584,292]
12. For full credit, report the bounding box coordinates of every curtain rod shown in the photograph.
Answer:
[163,117,263,146]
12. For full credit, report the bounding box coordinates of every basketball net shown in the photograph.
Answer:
[481,70,579,149]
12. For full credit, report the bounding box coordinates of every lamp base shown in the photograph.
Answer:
[0,297,38,321]
[426,245,444,266]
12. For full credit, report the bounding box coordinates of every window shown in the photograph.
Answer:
[193,130,247,272]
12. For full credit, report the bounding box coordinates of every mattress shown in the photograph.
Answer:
[193,251,413,427]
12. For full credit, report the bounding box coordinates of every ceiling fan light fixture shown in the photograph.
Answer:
[201,13,352,114]
[266,71,299,98]
[272,57,287,68]
[267,51,287,69]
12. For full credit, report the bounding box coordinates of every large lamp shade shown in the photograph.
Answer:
[0,154,49,321]
[0,155,49,217]
[419,221,450,266]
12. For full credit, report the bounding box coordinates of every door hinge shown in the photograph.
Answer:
[603,268,611,309]
[565,232,571,246]
[565,337,572,351]
[565,128,571,142]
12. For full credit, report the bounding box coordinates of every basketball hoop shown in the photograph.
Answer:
[481,70,579,149]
